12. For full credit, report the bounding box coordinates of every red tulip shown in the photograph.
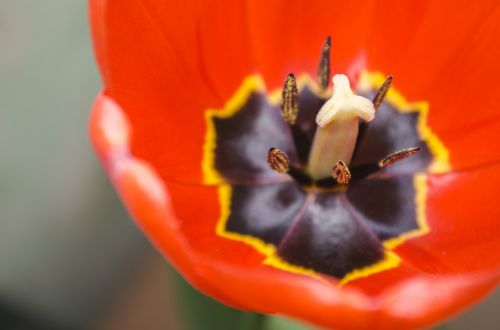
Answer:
[88,1,500,329]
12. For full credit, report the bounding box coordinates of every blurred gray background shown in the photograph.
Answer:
[0,1,498,329]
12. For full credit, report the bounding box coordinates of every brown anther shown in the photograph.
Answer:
[379,147,421,168]
[267,147,290,173]
[332,160,351,184]
[317,36,332,90]
[281,73,299,124]
[372,75,393,111]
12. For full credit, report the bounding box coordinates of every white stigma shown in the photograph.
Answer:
[316,74,375,127]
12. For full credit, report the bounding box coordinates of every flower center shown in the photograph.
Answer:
[203,36,447,281]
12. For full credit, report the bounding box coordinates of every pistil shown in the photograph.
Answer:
[307,74,375,179]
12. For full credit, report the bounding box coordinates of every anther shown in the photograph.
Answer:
[379,147,421,168]
[332,160,351,184]
[281,73,299,125]
[267,147,290,173]
[372,75,393,111]
[317,36,332,90]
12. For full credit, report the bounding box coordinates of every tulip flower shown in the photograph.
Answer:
[89,1,500,329]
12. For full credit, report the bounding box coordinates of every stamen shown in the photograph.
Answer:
[343,147,421,183]
[372,75,393,111]
[279,73,311,165]
[266,147,314,185]
[353,75,394,158]
[332,160,351,184]
[379,147,421,168]
[267,147,290,173]
[281,73,299,125]
[317,36,332,90]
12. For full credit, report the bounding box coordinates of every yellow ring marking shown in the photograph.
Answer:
[202,70,450,285]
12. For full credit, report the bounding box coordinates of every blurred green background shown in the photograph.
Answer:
[0,1,498,329]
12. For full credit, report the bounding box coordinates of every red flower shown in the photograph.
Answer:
[89,1,500,329]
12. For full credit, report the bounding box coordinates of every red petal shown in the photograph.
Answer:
[90,0,256,183]
[246,0,376,87]
[396,163,500,273]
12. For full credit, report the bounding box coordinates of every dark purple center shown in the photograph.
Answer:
[210,85,432,279]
